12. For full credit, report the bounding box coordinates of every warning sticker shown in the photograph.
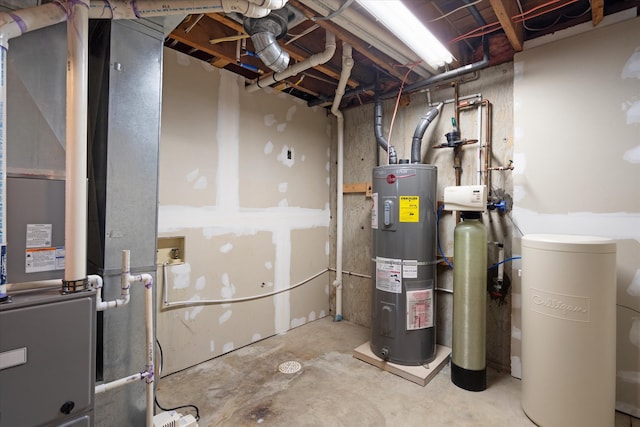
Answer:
[402,259,418,278]
[406,289,433,330]
[26,224,52,248]
[375,256,402,294]
[399,196,419,222]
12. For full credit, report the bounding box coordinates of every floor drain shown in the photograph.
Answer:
[278,360,302,374]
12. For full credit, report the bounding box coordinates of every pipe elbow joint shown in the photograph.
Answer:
[332,279,343,289]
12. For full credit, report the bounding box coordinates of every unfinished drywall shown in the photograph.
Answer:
[335,61,515,371]
[157,48,331,374]
[511,13,640,417]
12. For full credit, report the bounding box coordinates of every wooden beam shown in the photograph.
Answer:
[343,182,372,197]
[287,0,413,83]
[592,0,604,25]
[206,12,360,89]
[488,0,524,52]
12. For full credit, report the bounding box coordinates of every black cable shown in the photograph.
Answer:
[154,338,201,421]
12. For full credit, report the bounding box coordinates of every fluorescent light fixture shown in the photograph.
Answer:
[356,0,454,69]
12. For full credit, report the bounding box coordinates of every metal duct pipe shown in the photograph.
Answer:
[411,103,442,164]
[244,8,290,73]
[373,95,397,165]
[246,29,336,92]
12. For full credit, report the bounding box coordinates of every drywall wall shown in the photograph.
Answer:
[335,61,515,371]
[511,14,640,416]
[158,48,331,374]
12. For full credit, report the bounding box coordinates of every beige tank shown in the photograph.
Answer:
[521,234,616,427]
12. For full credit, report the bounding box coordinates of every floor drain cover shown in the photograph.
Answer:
[278,360,302,374]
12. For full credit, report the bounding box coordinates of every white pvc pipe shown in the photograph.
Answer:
[88,0,282,19]
[245,30,336,92]
[95,251,154,427]
[0,3,68,298]
[66,0,90,285]
[330,42,353,322]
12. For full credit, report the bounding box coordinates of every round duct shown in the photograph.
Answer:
[244,8,290,73]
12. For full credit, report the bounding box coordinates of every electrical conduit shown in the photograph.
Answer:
[331,42,353,321]
[245,30,336,92]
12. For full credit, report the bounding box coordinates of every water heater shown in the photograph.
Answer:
[370,164,437,365]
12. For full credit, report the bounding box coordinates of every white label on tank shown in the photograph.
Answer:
[371,193,378,229]
[25,247,57,273]
[26,224,52,248]
[402,260,418,278]
[375,256,401,293]
[406,289,433,330]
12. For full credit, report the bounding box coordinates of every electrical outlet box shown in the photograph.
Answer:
[443,185,487,212]
[157,237,185,265]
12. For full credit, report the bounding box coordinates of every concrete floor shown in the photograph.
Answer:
[156,317,638,427]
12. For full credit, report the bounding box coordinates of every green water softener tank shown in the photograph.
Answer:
[370,164,437,365]
[451,210,488,391]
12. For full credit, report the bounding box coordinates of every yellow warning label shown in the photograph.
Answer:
[399,196,419,222]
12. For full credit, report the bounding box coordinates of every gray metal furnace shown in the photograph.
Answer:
[370,164,437,365]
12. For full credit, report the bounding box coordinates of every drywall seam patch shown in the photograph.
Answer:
[630,318,640,347]
[623,145,640,164]
[216,70,240,212]
[170,262,191,289]
[622,47,640,79]
[628,270,640,296]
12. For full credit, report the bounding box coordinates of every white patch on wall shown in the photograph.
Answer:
[186,295,203,320]
[194,176,207,190]
[264,87,274,95]
[286,106,297,121]
[264,114,277,127]
[195,276,206,290]
[326,176,330,186]
[325,161,330,172]
[219,309,232,324]
[623,145,640,164]
[277,123,287,133]
[200,60,214,72]
[264,141,274,154]
[309,311,316,321]
[186,168,199,183]
[513,61,524,82]
[512,325,522,340]
[264,282,273,287]
[223,342,234,353]
[290,317,306,328]
[301,155,306,161]
[220,243,233,253]
[325,240,330,256]
[171,263,191,289]
[277,145,295,167]
[513,96,521,113]
[220,273,237,305]
[210,340,215,353]
[264,261,273,270]
[627,270,640,296]
[320,310,326,317]
[625,101,640,124]
[252,333,262,342]
[617,371,640,384]
[630,318,640,348]
[176,51,191,67]
[278,183,288,193]
[511,356,522,378]
[622,48,640,79]
[325,284,329,295]
[278,199,288,207]
[326,147,330,157]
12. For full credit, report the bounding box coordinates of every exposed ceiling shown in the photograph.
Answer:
[164,0,639,109]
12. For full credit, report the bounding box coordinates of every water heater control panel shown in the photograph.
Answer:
[444,185,487,211]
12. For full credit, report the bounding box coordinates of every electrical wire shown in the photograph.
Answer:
[437,204,454,269]
[154,339,201,421]
[429,0,484,22]
[386,62,420,159]
[488,256,522,270]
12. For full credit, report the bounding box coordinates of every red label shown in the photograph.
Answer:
[387,174,396,184]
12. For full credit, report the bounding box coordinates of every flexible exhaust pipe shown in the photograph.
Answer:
[410,103,442,164]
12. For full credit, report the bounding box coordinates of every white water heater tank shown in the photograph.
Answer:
[521,234,616,427]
